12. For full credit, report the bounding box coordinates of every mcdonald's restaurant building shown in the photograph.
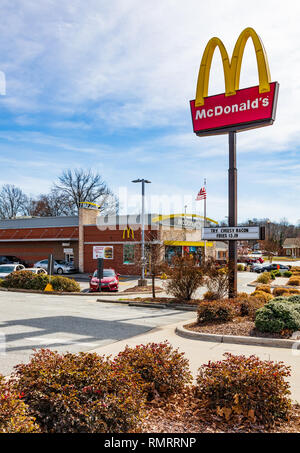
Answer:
[0,207,218,275]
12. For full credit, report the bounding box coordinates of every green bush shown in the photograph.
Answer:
[283,271,292,278]
[272,296,289,303]
[50,276,80,292]
[0,375,40,433]
[256,272,271,284]
[237,264,245,271]
[1,270,49,290]
[255,301,300,333]
[113,342,192,400]
[12,349,145,433]
[271,270,281,278]
[0,278,3,287]
[287,295,300,304]
[197,299,239,324]
[195,353,292,425]
[1,271,80,293]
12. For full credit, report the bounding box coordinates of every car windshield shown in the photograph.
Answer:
[104,270,115,277]
[56,260,68,265]
[0,266,15,273]
[93,269,115,277]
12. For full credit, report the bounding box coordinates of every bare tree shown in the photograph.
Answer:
[0,184,28,219]
[53,169,117,214]
[164,255,205,301]
[25,190,74,217]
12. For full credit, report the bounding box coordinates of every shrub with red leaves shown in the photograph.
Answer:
[195,353,292,425]
[197,299,239,324]
[0,375,39,433]
[113,341,192,400]
[12,349,146,433]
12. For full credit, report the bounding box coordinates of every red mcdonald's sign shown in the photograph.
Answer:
[190,27,279,136]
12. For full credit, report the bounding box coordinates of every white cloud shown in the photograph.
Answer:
[0,0,299,224]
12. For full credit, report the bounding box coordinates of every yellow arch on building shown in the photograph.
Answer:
[152,213,218,225]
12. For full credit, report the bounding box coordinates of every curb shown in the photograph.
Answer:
[248,281,300,290]
[0,287,164,297]
[175,322,298,349]
[96,299,198,311]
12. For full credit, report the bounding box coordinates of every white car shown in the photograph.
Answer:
[249,251,263,258]
[0,264,25,278]
[25,268,48,275]
[33,259,76,274]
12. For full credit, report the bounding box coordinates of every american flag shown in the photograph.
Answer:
[196,187,206,200]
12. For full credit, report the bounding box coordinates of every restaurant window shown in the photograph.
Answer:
[123,244,135,264]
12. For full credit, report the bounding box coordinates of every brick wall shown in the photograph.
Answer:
[0,240,79,267]
[83,225,160,275]
[0,225,79,267]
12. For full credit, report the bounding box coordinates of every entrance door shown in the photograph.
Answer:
[64,253,74,264]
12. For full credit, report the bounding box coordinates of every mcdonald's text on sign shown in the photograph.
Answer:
[190,82,278,136]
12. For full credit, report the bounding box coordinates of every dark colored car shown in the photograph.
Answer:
[255,263,290,273]
[89,269,120,292]
[0,255,28,267]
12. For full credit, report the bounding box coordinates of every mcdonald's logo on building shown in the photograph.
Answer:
[190,27,279,136]
[123,226,135,240]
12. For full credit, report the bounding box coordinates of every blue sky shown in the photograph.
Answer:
[0,0,299,224]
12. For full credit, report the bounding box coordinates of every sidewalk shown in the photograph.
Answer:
[91,318,300,404]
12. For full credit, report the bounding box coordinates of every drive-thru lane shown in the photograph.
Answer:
[0,291,193,376]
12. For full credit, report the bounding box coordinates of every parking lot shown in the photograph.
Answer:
[0,290,194,376]
[0,271,260,376]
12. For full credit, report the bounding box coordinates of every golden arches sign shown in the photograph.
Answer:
[195,27,271,107]
[122,226,135,240]
[151,213,218,225]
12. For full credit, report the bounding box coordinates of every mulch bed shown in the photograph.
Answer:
[122,285,164,293]
[126,297,199,306]
[140,389,300,433]
[184,318,300,340]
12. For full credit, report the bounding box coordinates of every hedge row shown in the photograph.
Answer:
[197,295,266,324]
[0,345,292,432]
[0,270,80,292]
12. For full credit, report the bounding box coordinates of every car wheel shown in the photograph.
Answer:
[57,268,63,275]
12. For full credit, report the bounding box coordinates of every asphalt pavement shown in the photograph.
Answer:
[0,291,193,376]
[1,271,300,403]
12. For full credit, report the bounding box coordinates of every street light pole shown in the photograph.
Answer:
[132,178,151,286]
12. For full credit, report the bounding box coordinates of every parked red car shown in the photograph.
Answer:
[89,268,120,292]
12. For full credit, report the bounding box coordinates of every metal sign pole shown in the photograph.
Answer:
[228,131,237,298]
[48,254,54,280]
[97,258,103,293]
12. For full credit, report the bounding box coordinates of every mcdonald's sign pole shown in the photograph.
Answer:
[190,27,279,298]
[228,131,237,297]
